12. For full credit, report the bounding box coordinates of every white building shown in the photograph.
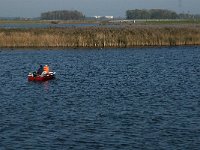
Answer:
[93,16,114,19]
[94,16,102,19]
[104,16,114,19]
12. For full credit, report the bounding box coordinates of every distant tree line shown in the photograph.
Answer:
[126,9,200,19]
[41,10,85,20]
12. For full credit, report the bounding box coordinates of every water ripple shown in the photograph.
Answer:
[0,47,200,149]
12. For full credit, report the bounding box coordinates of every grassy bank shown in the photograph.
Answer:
[0,25,200,48]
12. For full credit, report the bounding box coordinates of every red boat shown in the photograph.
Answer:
[28,72,56,81]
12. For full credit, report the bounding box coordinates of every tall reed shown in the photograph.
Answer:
[0,25,200,48]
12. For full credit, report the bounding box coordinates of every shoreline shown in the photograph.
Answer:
[0,44,199,50]
[0,25,200,48]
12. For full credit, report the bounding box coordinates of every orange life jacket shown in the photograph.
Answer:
[43,65,49,73]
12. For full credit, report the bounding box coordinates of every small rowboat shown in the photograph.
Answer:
[28,72,56,81]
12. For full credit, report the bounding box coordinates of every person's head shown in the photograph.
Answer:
[40,65,43,68]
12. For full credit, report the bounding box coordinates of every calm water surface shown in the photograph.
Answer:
[0,23,100,29]
[0,47,200,149]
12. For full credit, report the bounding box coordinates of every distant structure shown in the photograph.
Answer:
[104,16,114,19]
[93,16,114,19]
[94,16,101,19]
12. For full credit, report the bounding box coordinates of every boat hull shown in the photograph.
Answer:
[28,72,55,81]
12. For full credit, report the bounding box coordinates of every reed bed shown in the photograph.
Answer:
[0,25,200,48]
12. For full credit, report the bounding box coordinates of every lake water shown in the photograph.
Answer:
[0,46,200,149]
[0,23,99,29]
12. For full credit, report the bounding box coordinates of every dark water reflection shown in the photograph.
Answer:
[0,47,200,149]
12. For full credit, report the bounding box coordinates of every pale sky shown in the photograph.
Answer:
[0,0,199,18]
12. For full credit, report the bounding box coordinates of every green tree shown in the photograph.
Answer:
[41,10,85,20]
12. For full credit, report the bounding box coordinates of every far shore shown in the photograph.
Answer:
[0,22,200,48]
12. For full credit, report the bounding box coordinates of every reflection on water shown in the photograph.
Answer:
[43,81,49,91]
[28,80,50,92]
[0,47,200,149]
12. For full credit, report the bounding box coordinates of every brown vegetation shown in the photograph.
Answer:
[0,25,200,48]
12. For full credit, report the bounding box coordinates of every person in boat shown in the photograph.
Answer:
[43,65,49,74]
[37,65,43,75]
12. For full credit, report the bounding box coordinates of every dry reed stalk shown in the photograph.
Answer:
[0,25,200,48]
